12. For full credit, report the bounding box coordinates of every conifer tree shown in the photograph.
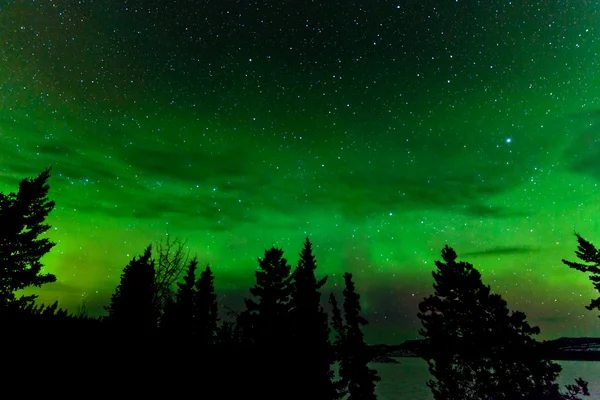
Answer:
[193,264,219,346]
[329,292,348,398]
[339,272,380,400]
[0,167,57,307]
[105,245,158,336]
[418,245,566,400]
[562,232,600,318]
[329,292,345,354]
[173,257,198,336]
[290,237,336,400]
[244,246,293,349]
[244,246,294,396]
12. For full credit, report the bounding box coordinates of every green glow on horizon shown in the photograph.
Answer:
[1,0,599,343]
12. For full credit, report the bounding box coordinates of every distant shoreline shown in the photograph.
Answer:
[370,337,600,362]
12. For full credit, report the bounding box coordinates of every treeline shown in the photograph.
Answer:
[0,168,597,399]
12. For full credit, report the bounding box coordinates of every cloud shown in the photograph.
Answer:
[34,280,83,294]
[563,109,600,180]
[309,158,529,222]
[462,204,530,218]
[460,246,541,257]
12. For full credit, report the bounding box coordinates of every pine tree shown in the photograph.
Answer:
[562,232,600,318]
[418,245,565,400]
[193,264,219,347]
[339,272,380,400]
[0,167,57,308]
[289,237,336,400]
[105,245,158,336]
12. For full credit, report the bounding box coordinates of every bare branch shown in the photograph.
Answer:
[153,236,192,311]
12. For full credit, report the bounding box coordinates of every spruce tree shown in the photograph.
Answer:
[329,292,345,349]
[105,245,158,336]
[244,246,293,349]
[174,257,198,336]
[562,232,600,318]
[193,264,219,347]
[418,245,565,400]
[0,167,56,307]
[290,237,336,400]
[329,292,348,398]
[244,246,294,396]
[339,272,380,400]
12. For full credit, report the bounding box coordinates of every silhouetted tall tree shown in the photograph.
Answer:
[244,246,294,396]
[562,232,600,318]
[193,264,219,347]
[162,257,198,336]
[0,167,56,307]
[105,245,158,336]
[289,237,337,400]
[338,272,380,400]
[244,246,293,348]
[418,245,566,400]
[329,291,349,398]
[329,292,345,350]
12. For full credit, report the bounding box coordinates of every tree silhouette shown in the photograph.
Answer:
[105,245,158,336]
[562,232,600,318]
[329,291,349,398]
[562,378,591,400]
[337,272,380,400]
[244,246,293,348]
[0,167,57,307]
[289,237,337,400]
[418,245,568,400]
[244,246,294,396]
[154,236,190,315]
[193,264,219,347]
[159,257,198,336]
[329,292,345,350]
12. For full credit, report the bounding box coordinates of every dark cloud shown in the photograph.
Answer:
[59,188,259,232]
[460,246,541,257]
[36,281,83,294]
[462,204,530,219]
[311,159,529,222]
[112,137,256,186]
[563,110,600,180]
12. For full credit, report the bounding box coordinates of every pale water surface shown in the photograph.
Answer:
[342,358,600,399]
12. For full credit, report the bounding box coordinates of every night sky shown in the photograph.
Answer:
[1,0,599,343]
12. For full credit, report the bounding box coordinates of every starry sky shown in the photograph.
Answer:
[1,0,600,344]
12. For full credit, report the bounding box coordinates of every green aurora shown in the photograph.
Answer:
[1,0,599,343]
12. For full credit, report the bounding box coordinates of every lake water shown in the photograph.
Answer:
[344,358,600,399]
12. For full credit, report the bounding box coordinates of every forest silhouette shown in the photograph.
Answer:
[0,168,595,399]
